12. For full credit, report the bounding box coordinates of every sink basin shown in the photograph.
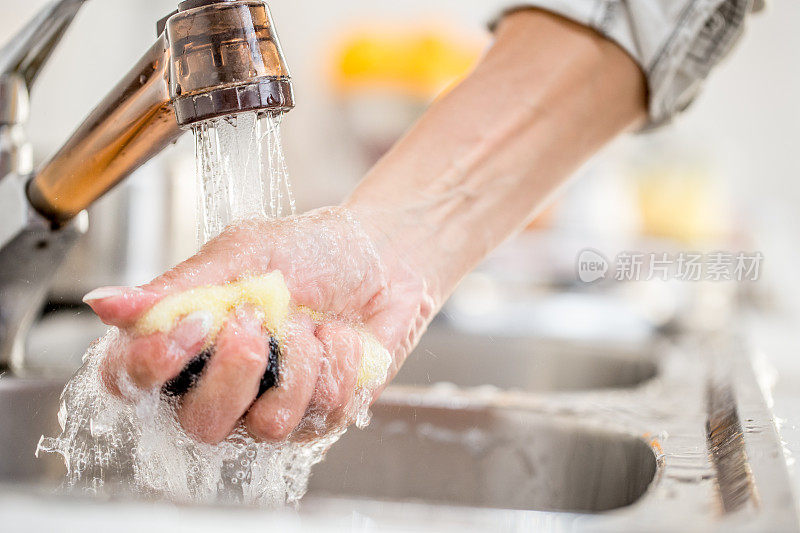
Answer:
[396,326,658,391]
[0,376,657,515]
[0,377,64,484]
[308,403,656,512]
[2,315,660,491]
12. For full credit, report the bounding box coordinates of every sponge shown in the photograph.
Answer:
[134,272,391,391]
[136,271,291,340]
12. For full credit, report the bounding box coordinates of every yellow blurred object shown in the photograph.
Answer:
[636,170,728,245]
[331,25,485,99]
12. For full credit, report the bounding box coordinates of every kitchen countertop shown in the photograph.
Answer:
[744,311,800,507]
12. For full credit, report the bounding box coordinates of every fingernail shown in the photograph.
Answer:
[82,286,128,303]
[184,311,214,336]
[172,311,214,349]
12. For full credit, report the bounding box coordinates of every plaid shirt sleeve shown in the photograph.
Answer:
[489,0,761,129]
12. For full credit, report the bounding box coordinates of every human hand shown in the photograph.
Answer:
[84,207,437,444]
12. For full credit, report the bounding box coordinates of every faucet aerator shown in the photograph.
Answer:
[166,1,294,127]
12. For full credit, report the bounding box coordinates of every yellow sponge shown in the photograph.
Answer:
[134,272,391,390]
[135,271,290,339]
[357,333,392,389]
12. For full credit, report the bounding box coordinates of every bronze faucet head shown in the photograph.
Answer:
[166,0,294,127]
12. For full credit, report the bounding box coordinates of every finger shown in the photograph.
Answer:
[85,221,272,328]
[290,321,362,442]
[121,312,212,390]
[99,332,132,397]
[311,320,362,419]
[245,312,323,442]
[364,284,433,384]
[84,287,161,328]
[179,307,268,444]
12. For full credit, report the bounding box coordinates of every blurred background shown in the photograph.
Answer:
[0,0,793,287]
[1,0,799,472]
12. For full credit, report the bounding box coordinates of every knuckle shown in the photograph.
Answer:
[179,409,222,445]
[246,408,294,442]
[228,348,267,374]
[315,380,342,411]
[125,348,159,387]
[311,367,340,411]
[311,389,337,412]
[125,337,175,387]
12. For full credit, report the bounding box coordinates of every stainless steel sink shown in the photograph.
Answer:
[396,325,658,391]
[308,403,656,512]
[0,377,63,484]
[0,314,797,532]
[0,376,658,514]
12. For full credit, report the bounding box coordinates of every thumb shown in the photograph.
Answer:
[86,220,273,328]
[83,286,161,328]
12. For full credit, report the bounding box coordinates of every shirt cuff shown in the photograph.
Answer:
[489,0,755,129]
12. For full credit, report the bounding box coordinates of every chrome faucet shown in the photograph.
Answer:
[0,0,294,372]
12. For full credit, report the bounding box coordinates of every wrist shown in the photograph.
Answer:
[342,194,450,305]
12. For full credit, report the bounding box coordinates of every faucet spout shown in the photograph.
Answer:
[28,35,177,223]
[27,0,294,223]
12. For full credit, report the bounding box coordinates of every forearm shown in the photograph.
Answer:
[345,9,647,302]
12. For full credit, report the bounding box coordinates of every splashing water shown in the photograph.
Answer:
[37,111,364,506]
[38,334,346,504]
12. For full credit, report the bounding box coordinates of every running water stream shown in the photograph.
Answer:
[37,111,351,506]
[194,112,296,244]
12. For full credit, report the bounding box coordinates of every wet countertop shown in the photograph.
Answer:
[744,311,800,506]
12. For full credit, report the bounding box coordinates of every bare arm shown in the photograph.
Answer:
[347,9,647,302]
